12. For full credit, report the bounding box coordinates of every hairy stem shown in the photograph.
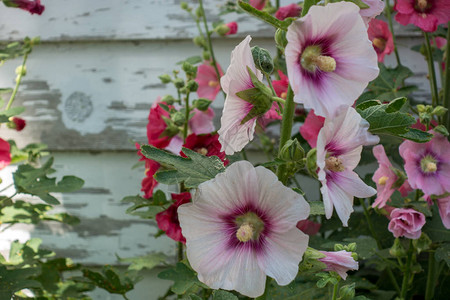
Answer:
[384,0,401,66]
[400,240,414,299]
[425,251,437,300]
[443,22,450,131]
[423,31,439,106]
[6,52,28,110]
[276,85,295,183]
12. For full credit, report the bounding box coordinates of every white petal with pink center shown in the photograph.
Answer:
[178,160,310,297]
[285,2,379,118]
[218,35,263,155]
[317,107,379,226]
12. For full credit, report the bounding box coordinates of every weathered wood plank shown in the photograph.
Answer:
[0,0,422,42]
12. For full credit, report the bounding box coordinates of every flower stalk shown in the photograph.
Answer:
[443,21,450,131]
[400,240,414,299]
[276,85,295,183]
[423,31,439,107]
[425,251,436,300]
[6,52,28,110]
[384,0,401,66]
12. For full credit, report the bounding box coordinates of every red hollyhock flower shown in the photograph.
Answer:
[147,101,173,149]
[296,219,321,235]
[299,109,325,148]
[0,138,11,170]
[394,0,450,32]
[2,0,44,15]
[136,143,160,199]
[272,70,289,99]
[156,192,191,243]
[275,3,301,20]
[249,0,266,10]
[368,19,394,62]
[181,133,228,165]
[10,117,26,131]
[225,22,238,35]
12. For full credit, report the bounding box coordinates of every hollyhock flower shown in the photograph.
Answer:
[195,62,224,100]
[189,108,215,135]
[181,133,228,165]
[2,0,44,15]
[394,0,450,32]
[218,35,266,155]
[156,192,191,243]
[249,0,266,10]
[372,145,398,208]
[136,143,160,199]
[285,2,379,118]
[7,117,26,131]
[299,109,324,148]
[399,180,413,197]
[388,208,426,239]
[225,22,238,35]
[359,0,385,26]
[178,161,310,297]
[147,101,173,149]
[296,219,321,236]
[368,19,394,62]
[0,138,11,170]
[275,3,301,21]
[399,132,450,196]
[317,107,379,226]
[319,250,358,280]
[437,196,450,229]
[432,36,447,49]
[272,70,289,99]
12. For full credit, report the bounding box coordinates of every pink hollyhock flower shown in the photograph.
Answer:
[156,192,191,243]
[319,250,358,280]
[147,101,173,149]
[2,0,44,15]
[0,138,11,170]
[249,0,266,10]
[394,0,450,32]
[136,143,160,198]
[399,132,450,196]
[359,0,385,26]
[189,108,215,135]
[372,145,398,208]
[195,62,224,100]
[275,3,301,20]
[388,208,426,239]
[368,19,394,63]
[317,107,379,226]
[181,133,228,165]
[218,35,264,155]
[178,161,310,297]
[437,196,450,229]
[296,219,321,236]
[272,70,289,99]
[285,2,379,118]
[432,36,447,49]
[225,22,238,35]
[299,109,325,148]
[398,180,413,197]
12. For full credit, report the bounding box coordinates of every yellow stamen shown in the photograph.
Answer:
[326,156,345,172]
[280,92,287,99]
[417,0,427,11]
[236,223,254,242]
[313,55,336,72]
[420,155,438,173]
[425,162,437,173]
[372,38,386,51]
[196,148,208,155]
[378,176,389,185]
[208,80,219,87]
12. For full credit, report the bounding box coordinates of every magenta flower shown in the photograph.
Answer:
[296,219,321,236]
[10,117,26,131]
[299,109,324,148]
[195,61,224,100]
[2,0,44,15]
[395,0,450,32]
[360,0,385,26]
[368,19,394,63]
[178,161,310,297]
[437,196,450,229]
[319,250,358,280]
[225,22,238,35]
[285,2,379,118]
[0,138,11,170]
[388,208,426,239]
[372,145,398,208]
[156,192,191,243]
[272,70,289,99]
[275,3,301,20]
[249,0,266,10]
[399,132,450,196]
[218,35,264,155]
[317,107,379,226]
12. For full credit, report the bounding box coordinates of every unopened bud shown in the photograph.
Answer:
[161,95,176,105]
[180,2,190,11]
[7,117,26,131]
[432,106,448,117]
[306,148,318,179]
[215,24,231,36]
[186,80,199,92]
[171,111,186,126]
[280,139,305,162]
[174,78,185,89]
[251,46,274,75]
[159,74,172,84]
[195,6,203,18]
[202,51,211,61]
[417,104,426,113]
[15,65,26,76]
[274,29,288,49]
[193,98,212,111]
[434,125,449,136]
[334,243,345,251]
[339,283,356,300]
[390,238,407,258]
[182,61,197,77]
[193,36,206,48]
[413,232,431,254]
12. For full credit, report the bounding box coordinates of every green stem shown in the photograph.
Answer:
[265,73,284,112]
[241,148,249,161]
[384,0,401,66]
[198,0,221,82]
[400,240,414,299]
[302,0,317,17]
[423,31,439,107]
[331,281,339,300]
[177,242,183,261]
[443,22,450,131]
[238,0,288,30]
[183,92,190,142]
[6,52,28,110]
[276,0,280,9]
[273,97,286,105]
[425,251,437,300]
[276,85,295,183]
[122,294,130,300]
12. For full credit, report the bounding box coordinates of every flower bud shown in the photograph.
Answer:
[416,104,426,113]
[161,95,176,105]
[195,6,203,18]
[161,116,180,137]
[434,125,449,136]
[159,74,172,84]
[171,111,186,126]
[182,61,197,78]
[15,65,26,76]
[389,238,407,258]
[180,2,189,10]
[193,98,212,111]
[274,29,288,49]
[412,232,431,254]
[174,78,185,89]
[432,105,448,117]
[7,117,26,131]
[193,36,206,48]
[279,139,305,162]
[251,46,274,75]
[339,283,356,300]
[202,51,211,61]
[306,148,318,179]
[186,80,199,92]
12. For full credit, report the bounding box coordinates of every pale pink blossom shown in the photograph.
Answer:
[388,208,426,239]
[190,108,215,135]
[275,3,301,20]
[437,196,450,229]
[195,62,224,100]
[178,161,310,297]
[360,0,385,26]
[319,250,358,280]
[218,35,263,155]
[285,2,379,118]
[372,145,398,208]
[299,109,324,148]
[399,132,450,196]
[317,107,379,226]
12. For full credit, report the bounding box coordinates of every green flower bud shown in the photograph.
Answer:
[174,78,185,89]
[195,6,203,18]
[306,148,318,179]
[180,2,190,11]
[182,61,197,77]
[339,283,356,300]
[202,51,211,61]
[279,139,305,162]
[158,74,172,84]
[193,36,206,48]
[346,242,357,252]
[413,232,431,254]
[434,125,449,136]
[215,24,231,36]
[186,80,199,92]
[251,46,274,75]
[15,65,26,76]
[161,116,179,137]
[275,29,288,49]
[171,111,186,126]
[417,104,426,113]
[334,243,345,251]
[161,95,176,105]
[389,238,407,258]
[432,105,448,117]
[193,98,212,111]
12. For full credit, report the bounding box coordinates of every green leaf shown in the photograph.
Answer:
[158,262,201,295]
[0,266,41,299]
[398,128,433,143]
[121,194,168,219]
[177,56,202,65]
[212,290,239,300]
[141,145,225,188]
[308,201,325,215]
[13,157,84,204]
[423,205,450,242]
[435,244,450,267]
[6,238,54,266]
[82,265,134,295]
[0,106,25,122]
[117,252,169,272]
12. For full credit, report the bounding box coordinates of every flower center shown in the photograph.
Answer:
[196,147,208,155]
[420,155,437,173]
[235,212,264,242]
[300,45,336,73]
[208,80,219,87]
[416,0,428,11]
[372,38,386,51]
[325,156,345,172]
[280,91,287,99]
[378,176,389,185]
